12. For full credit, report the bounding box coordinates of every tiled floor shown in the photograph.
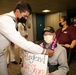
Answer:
[8,45,76,75]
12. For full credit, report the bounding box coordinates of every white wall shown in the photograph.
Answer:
[45,10,67,31]
[45,13,60,31]
[27,15,34,42]
[59,10,67,17]
[32,14,36,42]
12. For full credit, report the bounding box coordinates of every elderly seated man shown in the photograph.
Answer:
[40,26,69,75]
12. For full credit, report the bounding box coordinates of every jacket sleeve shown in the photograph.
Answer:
[52,48,69,75]
[0,16,45,54]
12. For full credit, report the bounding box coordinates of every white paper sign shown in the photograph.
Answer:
[22,52,48,75]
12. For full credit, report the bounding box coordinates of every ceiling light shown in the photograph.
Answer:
[42,9,51,13]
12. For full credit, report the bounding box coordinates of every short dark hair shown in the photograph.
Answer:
[14,0,32,14]
[61,16,71,26]
[61,16,68,21]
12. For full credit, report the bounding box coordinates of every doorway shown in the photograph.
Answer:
[36,14,45,41]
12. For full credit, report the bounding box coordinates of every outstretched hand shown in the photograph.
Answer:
[45,50,54,57]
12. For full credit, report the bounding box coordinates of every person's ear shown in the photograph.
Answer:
[16,9,20,13]
[15,9,21,18]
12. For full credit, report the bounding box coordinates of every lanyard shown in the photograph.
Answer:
[42,38,57,50]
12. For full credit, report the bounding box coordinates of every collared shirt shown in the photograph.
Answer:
[0,11,44,54]
[70,23,76,39]
[56,27,76,44]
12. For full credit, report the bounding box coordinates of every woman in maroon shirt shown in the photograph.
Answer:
[56,16,76,65]
[56,16,76,48]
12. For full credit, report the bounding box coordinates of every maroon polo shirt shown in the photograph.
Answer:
[70,23,76,37]
[56,27,76,44]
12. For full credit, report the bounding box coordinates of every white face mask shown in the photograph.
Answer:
[44,35,53,44]
[74,19,76,22]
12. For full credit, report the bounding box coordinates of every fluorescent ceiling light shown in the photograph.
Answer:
[42,9,51,13]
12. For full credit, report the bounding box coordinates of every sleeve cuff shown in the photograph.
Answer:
[41,49,46,54]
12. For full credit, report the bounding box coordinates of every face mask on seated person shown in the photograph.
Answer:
[17,17,27,23]
[44,35,53,44]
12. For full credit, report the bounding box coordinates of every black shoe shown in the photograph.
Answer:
[16,72,22,75]
[11,61,18,64]
[19,58,22,64]
[7,64,9,67]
